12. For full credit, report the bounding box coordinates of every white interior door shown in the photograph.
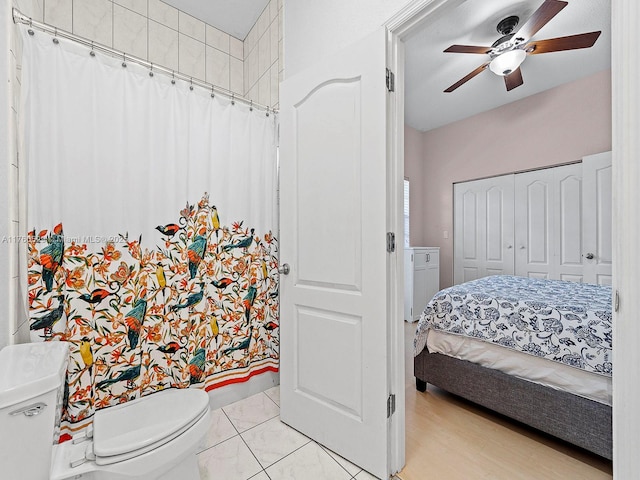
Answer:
[454,174,514,284]
[514,168,555,279]
[583,151,613,285]
[279,28,392,479]
[514,163,583,281]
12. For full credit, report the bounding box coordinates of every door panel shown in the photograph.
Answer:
[556,165,584,280]
[296,80,362,291]
[515,164,583,280]
[583,151,613,284]
[279,28,390,479]
[454,175,514,284]
[515,171,552,278]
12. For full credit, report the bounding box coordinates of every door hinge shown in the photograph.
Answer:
[387,394,396,418]
[386,68,395,92]
[387,232,396,253]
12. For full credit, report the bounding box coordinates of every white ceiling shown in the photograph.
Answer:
[161,0,269,39]
[404,0,611,132]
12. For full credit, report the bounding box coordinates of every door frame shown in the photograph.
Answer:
[384,0,637,476]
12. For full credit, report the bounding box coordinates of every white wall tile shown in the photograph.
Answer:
[10,165,19,223]
[206,25,229,53]
[148,20,179,72]
[16,0,44,22]
[178,33,205,80]
[230,57,243,95]
[33,0,44,21]
[12,298,30,343]
[179,11,205,42]
[269,20,278,67]
[279,39,284,73]
[44,0,73,32]
[247,47,258,92]
[245,24,257,57]
[206,46,229,90]
[113,4,147,59]
[258,31,270,78]
[278,9,283,41]
[257,8,269,38]
[269,0,278,23]
[148,0,178,30]
[258,71,270,106]
[73,0,113,47]
[270,63,279,108]
[230,36,243,60]
[247,84,257,103]
[113,0,147,17]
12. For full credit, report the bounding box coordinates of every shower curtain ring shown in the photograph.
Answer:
[266,107,270,117]
[171,72,176,85]
[250,100,253,112]
[190,78,194,91]
[28,17,34,36]
[89,42,95,57]
[122,54,127,68]
[231,94,235,106]
[211,86,215,98]
[149,64,154,77]
[52,27,59,44]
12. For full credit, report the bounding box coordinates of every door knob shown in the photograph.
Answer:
[585,253,595,260]
[278,263,290,275]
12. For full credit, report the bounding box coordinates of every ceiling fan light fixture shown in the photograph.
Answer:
[489,49,526,76]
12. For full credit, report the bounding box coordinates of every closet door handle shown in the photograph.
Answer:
[585,253,595,260]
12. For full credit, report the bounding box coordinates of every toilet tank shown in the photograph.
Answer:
[0,341,69,480]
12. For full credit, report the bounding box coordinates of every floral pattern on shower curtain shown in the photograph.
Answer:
[19,29,279,437]
[28,193,279,432]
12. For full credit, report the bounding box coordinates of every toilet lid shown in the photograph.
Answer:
[93,388,209,461]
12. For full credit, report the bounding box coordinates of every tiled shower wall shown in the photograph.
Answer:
[244,0,283,109]
[16,0,284,107]
[5,0,283,346]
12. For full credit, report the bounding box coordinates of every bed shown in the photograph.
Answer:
[413,275,612,459]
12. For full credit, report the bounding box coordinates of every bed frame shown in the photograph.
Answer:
[414,348,612,460]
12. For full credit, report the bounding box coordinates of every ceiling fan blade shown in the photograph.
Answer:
[444,45,492,54]
[444,63,489,93]
[527,31,602,54]
[504,67,524,91]
[516,0,568,40]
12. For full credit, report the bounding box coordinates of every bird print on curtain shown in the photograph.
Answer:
[27,192,279,438]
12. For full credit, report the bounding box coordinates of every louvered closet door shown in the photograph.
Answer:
[454,175,514,285]
[514,163,583,281]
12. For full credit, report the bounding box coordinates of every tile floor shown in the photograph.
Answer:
[197,386,378,480]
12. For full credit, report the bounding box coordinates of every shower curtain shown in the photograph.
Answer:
[20,30,278,437]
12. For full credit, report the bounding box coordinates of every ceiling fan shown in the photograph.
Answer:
[443,0,601,93]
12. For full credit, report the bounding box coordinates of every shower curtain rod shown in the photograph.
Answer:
[11,8,277,115]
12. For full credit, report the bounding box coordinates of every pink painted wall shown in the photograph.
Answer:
[411,69,612,289]
[404,125,426,247]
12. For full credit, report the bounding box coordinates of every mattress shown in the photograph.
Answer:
[426,329,612,405]
[414,275,613,405]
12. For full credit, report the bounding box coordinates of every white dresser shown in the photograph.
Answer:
[404,247,440,322]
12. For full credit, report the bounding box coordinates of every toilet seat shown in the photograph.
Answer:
[92,388,209,466]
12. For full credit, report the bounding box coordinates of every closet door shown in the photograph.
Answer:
[514,163,583,280]
[454,175,514,284]
[583,152,613,285]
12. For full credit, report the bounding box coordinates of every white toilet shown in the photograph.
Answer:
[0,341,211,480]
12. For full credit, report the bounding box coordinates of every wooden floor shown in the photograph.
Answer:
[398,322,613,480]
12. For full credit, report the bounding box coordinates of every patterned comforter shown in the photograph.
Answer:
[414,275,612,376]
